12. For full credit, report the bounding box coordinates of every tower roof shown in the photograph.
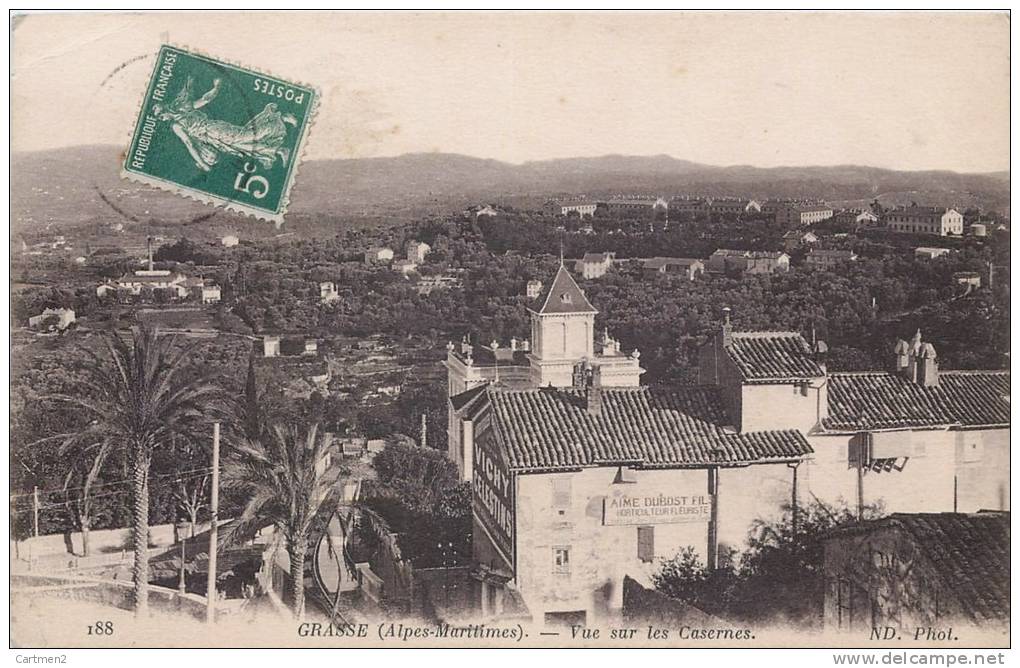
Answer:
[532,265,597,315]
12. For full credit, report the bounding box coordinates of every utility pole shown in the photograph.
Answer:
[32,486,39,538]
[856,431,869,522]
[179,521,187,595]
[707,467,720,570]
[206,422,220,625]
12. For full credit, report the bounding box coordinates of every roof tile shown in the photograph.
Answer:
[480,386,812,472]
[532,265,597,315]
[824,371,1010,431]
[725,332,826,382]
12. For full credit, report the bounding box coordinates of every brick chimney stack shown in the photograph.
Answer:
[893,339,910,375]
[905,329,923,381]
[587,364,604,415]
[916,342,940,388]
[897,330,939,387]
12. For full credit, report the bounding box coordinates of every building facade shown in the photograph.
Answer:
[914,247,951,260]
[449,302,1010,624]
[766,202,834,227]
[707,249,790,275]
[806,249,858,269]
[406,240,431,264]
[445,265,644,480]
[641,257,705,280]
[599,198,668,218]
[364,247,394,263]
[574,252,615,279]
[885,207,964,236]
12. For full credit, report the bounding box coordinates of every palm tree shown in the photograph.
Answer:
[52,326,218,617]
[221,423,342,619]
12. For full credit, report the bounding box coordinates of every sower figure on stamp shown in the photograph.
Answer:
[154,76,298,172]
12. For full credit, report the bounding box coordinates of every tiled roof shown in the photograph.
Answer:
[642,257,702,270]
[711,250,787,260]
[829,513,1009,623]
[117,273,186,285]
[483,386,812,472]
[450,384,488,412]
[725,332,826,382]
[606,198,661,206]
[533,265,597,315]
[808,249,856,257]
[894,513,1009,623]
[823,371,1010,431]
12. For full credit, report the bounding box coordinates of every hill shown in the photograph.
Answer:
[11,145,1010,234]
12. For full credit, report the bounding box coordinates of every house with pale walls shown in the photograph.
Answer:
[446,266,1009,625]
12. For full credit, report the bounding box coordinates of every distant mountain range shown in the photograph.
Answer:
[11,145,1010,233]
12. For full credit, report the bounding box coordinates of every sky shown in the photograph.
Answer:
[10,11,1010,173]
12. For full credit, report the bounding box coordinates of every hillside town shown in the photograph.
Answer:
[11,185,1010,641]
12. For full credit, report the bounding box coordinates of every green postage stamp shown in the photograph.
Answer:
[122,45,318,225]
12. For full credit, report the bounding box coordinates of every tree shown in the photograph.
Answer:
[654,499,884,626]
[220,423,342,620]
[51,327,218,617]
[371,442,460,513]
[60,440,115,557]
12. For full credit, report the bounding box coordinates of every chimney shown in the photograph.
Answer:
[905,329,923,382]
[587,365,604,415]
[893,339,910,376]
[510,337,518,352]
[916,343,940,388]
[721,307,733,346]
[813,339,829,373]
[572,359,591,389]
[147,236,154,272]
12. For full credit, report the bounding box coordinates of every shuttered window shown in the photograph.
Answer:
[637,526,654,563]
[553,547,570,574]
[551,477,571,515]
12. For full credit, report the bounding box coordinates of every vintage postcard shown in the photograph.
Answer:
[8,10,1011,658]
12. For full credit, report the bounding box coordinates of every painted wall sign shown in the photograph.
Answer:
[472,415,514,565]
[602,491,712,525]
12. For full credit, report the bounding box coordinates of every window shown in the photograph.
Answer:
[637,526,655,562]
[960,441,984,463]
[553,547,570,574]
[551,476,571,515]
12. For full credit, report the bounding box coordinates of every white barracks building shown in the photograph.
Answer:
[444,266,1009,625]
